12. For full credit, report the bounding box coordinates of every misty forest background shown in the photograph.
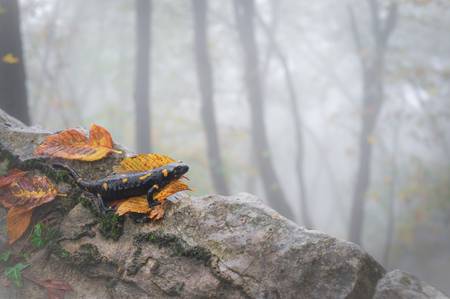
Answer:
[0,0,449,294]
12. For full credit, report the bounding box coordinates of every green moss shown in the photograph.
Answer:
[71,243,102,268]
[79,196,99,216]
[400,275,412,286]
[98,213,124,241]
[126,247,144,276]
[50,243,71,261]
[136,231,211,264]
[0,148,17,169]
[0,159,9,175]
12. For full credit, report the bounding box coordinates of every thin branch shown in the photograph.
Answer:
[381,2,398,46]
[347,5,367,71]
[367,0,381,43]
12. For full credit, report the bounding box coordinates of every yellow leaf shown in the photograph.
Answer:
[367,135,377,145]
[114,154,176,173]
[154,180,190,202]
[0,172,58,212]
[7,206,32,244]
[115,197,166,220]
[115,180,189,218]
[2,53,19,64]
[9,175,58,209]
[116,196,149,216]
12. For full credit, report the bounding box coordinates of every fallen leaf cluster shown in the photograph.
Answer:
[0,170,58,244]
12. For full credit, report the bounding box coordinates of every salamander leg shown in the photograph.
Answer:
[96,193,114,214]
[147,186,161,208]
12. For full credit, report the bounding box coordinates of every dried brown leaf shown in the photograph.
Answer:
[24,274,73,299]
[9,175,58,209]
[7,206,32,244]
[148,205,165,220]
[0,169,26,188]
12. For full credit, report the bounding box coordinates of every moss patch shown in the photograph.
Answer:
[50,243,71,261]
[70,243,103,268]
[99,213,124,241]
[135,231,211,264]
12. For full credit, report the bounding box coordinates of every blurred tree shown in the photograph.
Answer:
[348,0,398,245]
[233,0,294,220]
[0,0,29,124]
[134,0,152,152]
[191,0,229,195]
[382,109,402,267]
[256,10,313,228]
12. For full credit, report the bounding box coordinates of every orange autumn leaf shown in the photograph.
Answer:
[149,205,165,220]
[115,180,189,218]
[115,196,149,216]
[7,206,32,244]
[35,124,120,161]
[0,172,59,244]
[113,153,176,173]
[154,180,190,202]
[0,169,27,188]
[7,175,58,209]
[89,124,113,148]
[115,197,165,220]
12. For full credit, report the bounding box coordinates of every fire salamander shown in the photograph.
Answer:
[53,162,189,213]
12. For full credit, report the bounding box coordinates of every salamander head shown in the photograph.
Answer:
[163,162,189,180]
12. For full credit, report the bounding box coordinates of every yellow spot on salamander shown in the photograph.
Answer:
[139,173,151,181]
[162,169,168,177]
[153,184,159,190]
[102,182,108,191]
[122,178,128,183]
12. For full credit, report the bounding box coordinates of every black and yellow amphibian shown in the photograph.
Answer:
[53,162,189,212]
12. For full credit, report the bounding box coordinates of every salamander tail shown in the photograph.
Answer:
[52,163,91,189]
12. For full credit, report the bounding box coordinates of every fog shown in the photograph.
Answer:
[2,0,449,294]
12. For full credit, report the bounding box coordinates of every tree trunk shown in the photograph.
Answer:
[134,0,152,152]
[256,13,313,228]
[191,0,230,195]
[0,0,30,125]
[348,0,398,244]
[383,118,400,268]
[233,0,294,221]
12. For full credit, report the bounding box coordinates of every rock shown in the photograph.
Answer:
[374,270,449,299]
[53,194,385,298]
[0,108,444,299]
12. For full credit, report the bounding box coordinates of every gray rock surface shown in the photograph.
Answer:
[374,270,449,299]
[0,108,446,299]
